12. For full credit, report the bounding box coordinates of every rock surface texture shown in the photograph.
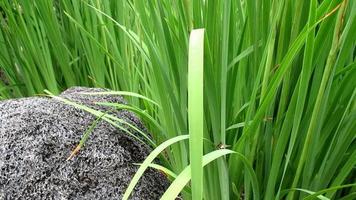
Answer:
[0,87,168,200]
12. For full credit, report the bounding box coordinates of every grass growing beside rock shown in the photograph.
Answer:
[1,0,356,199]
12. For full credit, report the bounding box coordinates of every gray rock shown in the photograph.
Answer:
[0,87,168,200]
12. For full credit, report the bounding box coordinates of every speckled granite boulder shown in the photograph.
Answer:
[0,87,168,200]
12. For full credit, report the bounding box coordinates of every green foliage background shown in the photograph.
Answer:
[0,0,355,199]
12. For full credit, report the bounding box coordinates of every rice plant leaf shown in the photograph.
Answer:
[160,149,234,200]
[161,149,260,200]
[289,2,349,198]
[134,163,178,179]
[79,90,160,107]
[280,183,356,200]
[228,42,262,70]
[96,102,164,135]
[67,111,108,161]
[303,184,356,200]
[226,121,251,130]
[122,135,189,200]
[84,1,151,64]
[44,90,156,147]
[2,1,355,200]
[188,28,204,200]
[280,188,329,200]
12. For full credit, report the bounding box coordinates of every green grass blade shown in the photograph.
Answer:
[96,102,165,136]
[228,44,260,70]
[161,149,234,200]
[161,149,260,200]
[122,135,189,200]
[1,1,355,199]
[288,2,349,198]
[67,110,108,160]
[44,90,155,146]
[137,163,178,179]
[188,28,204,200]
[78,90,160,107]
[304,184,356,200]
[280,188,330,200]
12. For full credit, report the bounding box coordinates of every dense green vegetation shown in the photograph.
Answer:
[0,0,355,199]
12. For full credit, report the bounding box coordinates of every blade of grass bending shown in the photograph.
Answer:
[79,91,160,107]
[280,188,329,200]
[96,102,164,135]
[298,183,356,200]
[161,149,233,200]
[134,163,178,179]
[226,121,252,131]
[334,62,356,78]
[161,150,260,200]
[228,43,261,70]
[67,111,108,160]
[231,102,250,122]
[188,28,204,200]
[122,135,189,200]
[44,90,155,147]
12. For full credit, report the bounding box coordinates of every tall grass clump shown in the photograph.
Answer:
[1,0,355,199]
